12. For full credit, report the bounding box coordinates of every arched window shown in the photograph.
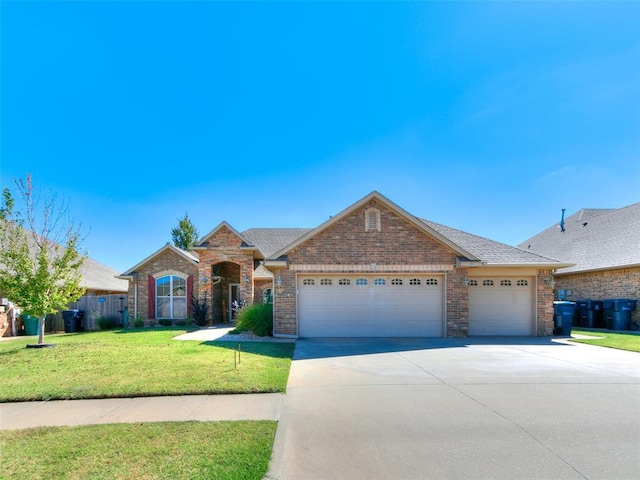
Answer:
[516,279,529,287]
[409,278,421,285]
[425,278,438,285]
[482,279,494,287]
[156,275,187,319]
[500,280,512,287]
[374,278,386,286]
[320,278,333,286]
[355,278,368,286]
[302,278,315,286]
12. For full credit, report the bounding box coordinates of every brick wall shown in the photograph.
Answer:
[537,270,555,335]
[274,199,463,336]
[196,226,255,324]
[447,269,468,337]
[127,248,199,324]
[555,267,640,325]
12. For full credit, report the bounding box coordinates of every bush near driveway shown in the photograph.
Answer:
[232,303,273,336]
[0,329,294,402]
[0,421,276,480]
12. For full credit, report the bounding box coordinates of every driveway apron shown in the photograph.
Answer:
[268,337,640,480]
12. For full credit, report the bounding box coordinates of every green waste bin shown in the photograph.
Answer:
[23,315,39,336]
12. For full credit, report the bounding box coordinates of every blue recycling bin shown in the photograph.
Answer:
[603,299,638,330]
[575,300,604,328]
[553,301,577,336]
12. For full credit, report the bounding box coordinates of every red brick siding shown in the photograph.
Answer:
[447,270,469,337]
[126,248,199,324]
[274,199,464,336]
[555,267,640,325]
[196,226,255,323]
[253,280,273,304]
[537,270,555,335]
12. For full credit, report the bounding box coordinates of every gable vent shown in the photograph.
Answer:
[365,208,381,232]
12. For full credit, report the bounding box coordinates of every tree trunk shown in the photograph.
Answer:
[38,316,45,345]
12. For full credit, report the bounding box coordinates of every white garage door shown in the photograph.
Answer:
[468,278,533,336]
[298,275,443,337]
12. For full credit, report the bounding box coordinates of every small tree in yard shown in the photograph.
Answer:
[0,174,86,346]
[171,212,199,251]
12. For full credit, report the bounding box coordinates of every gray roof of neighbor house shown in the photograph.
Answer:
[422,220,568,267]
[80,258,128,293]
[241,228,312,258]
[2,226,128,293]
[517,202,640,274]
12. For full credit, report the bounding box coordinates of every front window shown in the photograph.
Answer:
[263,288,273,304]
[156,275,187,319]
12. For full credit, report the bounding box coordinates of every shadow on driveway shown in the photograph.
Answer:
[293,335,574,360]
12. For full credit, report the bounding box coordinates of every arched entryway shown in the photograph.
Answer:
[211,262,241,323]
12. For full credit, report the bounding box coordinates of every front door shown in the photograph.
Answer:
[229,284,241,322]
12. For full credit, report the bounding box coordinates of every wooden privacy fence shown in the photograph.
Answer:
[67,294,129,331]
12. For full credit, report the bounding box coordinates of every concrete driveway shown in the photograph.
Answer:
[267,337,640,480]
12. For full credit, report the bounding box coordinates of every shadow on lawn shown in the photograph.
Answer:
[203,340,295,359]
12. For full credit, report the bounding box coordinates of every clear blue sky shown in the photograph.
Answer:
[2,1,639,274]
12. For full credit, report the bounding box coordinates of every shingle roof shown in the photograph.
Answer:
[241,228,312,258]
[79,258,128,292]
[517,203,640,274]
[3,226,128,293]
[421,220,567,266]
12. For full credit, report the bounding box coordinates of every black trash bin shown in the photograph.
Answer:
[603,299,638,330]
[62,310,84,333]
[575,300,604,329]
[553,301,577,336]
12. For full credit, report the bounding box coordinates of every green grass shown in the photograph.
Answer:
[570,329,640,353]
[0,329,294,402]
[0,421,276,480]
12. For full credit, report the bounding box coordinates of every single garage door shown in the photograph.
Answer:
[468,278,533,335]
[298,275,443,337]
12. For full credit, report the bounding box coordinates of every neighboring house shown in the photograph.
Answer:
[119,191,569,337]
[1,256,128,336]
[518,202,640,326]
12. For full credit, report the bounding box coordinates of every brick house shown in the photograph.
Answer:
[119,191,568,337]
[518,202,640,326]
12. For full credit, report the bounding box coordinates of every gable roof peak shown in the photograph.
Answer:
[196,221,247,247]
[267,191,480,261]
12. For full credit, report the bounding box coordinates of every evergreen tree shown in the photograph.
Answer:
[171,213,199,251]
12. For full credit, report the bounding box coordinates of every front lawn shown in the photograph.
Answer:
[0,420,275,480]
[0,329,295,402]
[570,329,640,353]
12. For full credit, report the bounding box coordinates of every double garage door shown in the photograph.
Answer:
[298,275,443,337]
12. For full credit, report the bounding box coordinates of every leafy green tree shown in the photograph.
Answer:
[171,212,199,251]
[0,174,86,345]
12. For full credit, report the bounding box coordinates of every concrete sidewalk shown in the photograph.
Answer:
[0,393,284,430]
